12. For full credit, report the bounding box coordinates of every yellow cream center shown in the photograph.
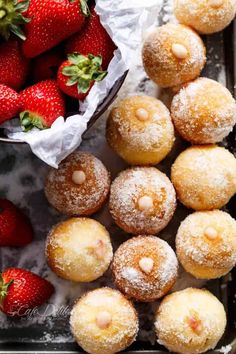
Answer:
[139,257,154,274]
[171,43,188,59]
[136,108,149,121]
[204,227,218,240]
[72,170,86,185]
[138,195,154,211]
[96,311,112,329]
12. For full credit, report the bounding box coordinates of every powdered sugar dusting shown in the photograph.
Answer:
[109,167,176,234]
[70,288,139,354]
[113,236,178,302]
[45,152,111,215]
[171,145,236,210]
[176,210,236,278]
[142,23,206,87]
[171,78,236,144]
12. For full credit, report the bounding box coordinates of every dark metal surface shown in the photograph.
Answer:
[0,19,235,354]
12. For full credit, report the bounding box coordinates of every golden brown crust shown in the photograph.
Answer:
[171,78,236,144]
[46,218,113,282]
[176,210,236,279]
[106,95,175,165]
[112,236,178,302]
[142,23,206,88]
[174,0,236,34]
[109,167,176,235]
[171,145,236,210]
[155,288,226,354]
[70,287,139,354]
[45,152,111,216]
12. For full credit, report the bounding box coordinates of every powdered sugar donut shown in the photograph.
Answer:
[112,236,178,302]
[106,95,175,165]
[171,145,236,210]
[46,218,113,282]
[142,23,206,88]
[155,288,227,354]
[109,167,176,234]
[70,288,139,354]
[45,152,110,216]
[174,0,236,34]
[176,210,236,279]
[171,78,236,144]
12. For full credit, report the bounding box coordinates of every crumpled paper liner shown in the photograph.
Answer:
[4,0,162,167]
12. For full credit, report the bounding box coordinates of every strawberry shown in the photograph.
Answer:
[0,0,30,40]
[65,6,116,69]
[20,79,65,131]
[57,53,107,100]
[0,84,21,124]
[0,268,54,316]
[22,0,90,58]
[32,48,63,83]
[0,39,30,90]
[0,199,33,246]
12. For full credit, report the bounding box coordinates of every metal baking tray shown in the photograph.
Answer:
[0,13,235,354]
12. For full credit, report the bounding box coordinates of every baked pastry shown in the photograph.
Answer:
[70,287,139,354]
[171,145,236,210]
[155,288,227,354]
[142,23,206,88]
[176,210,236,279]
[174,0,236,34]
[46,218,113,282]
[45,152,110,216]
[106,95,175,165]
[171,78,236,144]
[112,236,178,302]
[109,167,176,234]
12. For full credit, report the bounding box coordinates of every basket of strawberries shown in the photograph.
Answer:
[0,0,160,166]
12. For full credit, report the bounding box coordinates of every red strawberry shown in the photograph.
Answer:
[0,268,54,316]
[0,85,21,124]
[20,79,65,131]
[65,6,116,69]
[0,39,30,90]
[22,0,90,58]
[57,53,107,100]
[32,48,64,82]
[0,0,30,40]
[0,199,33,247]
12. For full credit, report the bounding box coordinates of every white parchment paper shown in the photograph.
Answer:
[4,0,162,167]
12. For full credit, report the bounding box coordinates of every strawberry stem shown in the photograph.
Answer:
[20,111,47,131]
[69,0,90,17]
[62,53,107,94]
[80,0,90,17]
[0,0,30,40]
[0,273,13,303]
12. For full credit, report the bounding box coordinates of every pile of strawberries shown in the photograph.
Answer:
[0,199,54,316]
[0,0,116,130]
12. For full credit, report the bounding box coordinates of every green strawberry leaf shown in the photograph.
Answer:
[20,111,47,131]
[15,0,30,13]
[92,71,108,81]
[62,53,107,96]
[80,0,90,17]
[10,24,26,41]
[66,77,79,86]
[0,0,31,40]
[0,274,14,303]
[77,78,90,93]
